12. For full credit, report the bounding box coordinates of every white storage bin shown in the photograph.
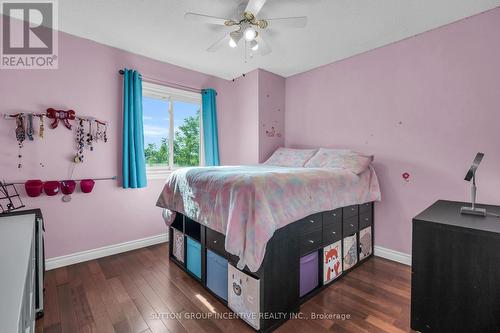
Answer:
[228,264,260,330]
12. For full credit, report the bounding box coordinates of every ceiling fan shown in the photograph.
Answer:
[185,0,307,57]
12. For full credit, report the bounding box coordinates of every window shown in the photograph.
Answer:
[142,82,202,178]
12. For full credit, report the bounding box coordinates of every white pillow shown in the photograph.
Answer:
[264,147,318,167]
[304,148,373,174]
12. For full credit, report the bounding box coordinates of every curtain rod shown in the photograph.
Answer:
[118,70,202,94]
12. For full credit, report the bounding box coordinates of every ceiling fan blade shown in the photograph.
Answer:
[207,34,230,52]
[245,0,267,17]
[264,16,307,28]
[184,12,230,25]
[257,35,271,56]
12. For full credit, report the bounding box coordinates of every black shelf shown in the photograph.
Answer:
[170,213,183,232]
[184,217,201,241]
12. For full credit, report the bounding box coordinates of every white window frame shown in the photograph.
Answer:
[142,82,203,179]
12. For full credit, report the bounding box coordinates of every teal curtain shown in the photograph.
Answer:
[201,89,220,166]
[122,69,147,188]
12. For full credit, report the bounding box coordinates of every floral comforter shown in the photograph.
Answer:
[156,165,381,272]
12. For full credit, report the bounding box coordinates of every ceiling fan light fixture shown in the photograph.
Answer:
[244,27,257,41]
[250,40,259,51]
[229,30,242,48]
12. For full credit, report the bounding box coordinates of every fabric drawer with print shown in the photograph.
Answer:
[299,251,319,297]
[323,240,342,284]
[228,264,261,330]
[186,237,201,279]
[172,229,184,263]
[207,249,228,301]
[343,234,358,271]
[359,227,372,261]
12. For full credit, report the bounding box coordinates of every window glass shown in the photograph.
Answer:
[143,96,169,168]
[173,101,200,167]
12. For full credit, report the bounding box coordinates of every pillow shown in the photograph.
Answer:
[264,147,318,167]
[304,148,373,174]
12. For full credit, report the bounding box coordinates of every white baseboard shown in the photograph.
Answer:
[374,245,411,266]
[45,235,409,270]
[45,234,168,270]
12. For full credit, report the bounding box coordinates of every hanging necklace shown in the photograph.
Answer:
[103,124,108,143]
[74,119,85,163]
[96,122,103,141]
[15,115,26,168]
[86,120,94,151]
[38,114,45,138]
[27,114,34,141]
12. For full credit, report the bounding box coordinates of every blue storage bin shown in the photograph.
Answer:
[186,237,201,279]
[206,250,228,301]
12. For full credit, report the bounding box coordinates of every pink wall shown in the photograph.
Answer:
[229,70,260,164]
[258,70,285,162]
[285,8,500,254]
[0,29,246,259]
[223,68,286,165]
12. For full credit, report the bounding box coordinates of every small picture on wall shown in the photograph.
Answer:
[343,234,358,270]
[359,227,372,261]
[323,241,342,283]
[173,229,184,263]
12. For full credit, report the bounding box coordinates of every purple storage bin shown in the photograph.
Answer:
[300,251,319,297]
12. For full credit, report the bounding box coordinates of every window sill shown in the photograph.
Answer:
[146,165,201,180]
[146,167,172,180]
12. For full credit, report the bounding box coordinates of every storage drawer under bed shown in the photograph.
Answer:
[343,205,359,219]
[343,215,358,236]
[359,210,373,229]
[299,229,322,256]
[322,208,342,245]
[300,213,322,233]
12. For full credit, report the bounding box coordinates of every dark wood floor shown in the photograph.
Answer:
[36,243,411,333]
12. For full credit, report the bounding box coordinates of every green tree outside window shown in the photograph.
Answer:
[145,110,200,168]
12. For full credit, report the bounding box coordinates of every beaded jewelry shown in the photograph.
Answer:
[74,119,85,163]
[103,124,108,143]
[86,120,94,151]
[27,114,34,141]
[38,114,45,138]
[15,115,26,168]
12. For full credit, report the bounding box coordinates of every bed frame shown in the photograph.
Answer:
[167,202,375,332]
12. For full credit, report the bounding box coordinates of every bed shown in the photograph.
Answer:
[156,149,381,331]
[157,164,381,272]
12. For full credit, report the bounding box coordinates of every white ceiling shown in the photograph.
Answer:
[57,0,500,79]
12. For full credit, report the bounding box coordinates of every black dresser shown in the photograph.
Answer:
[411,200,500,333]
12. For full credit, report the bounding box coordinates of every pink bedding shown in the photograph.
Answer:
[156,165,381,272]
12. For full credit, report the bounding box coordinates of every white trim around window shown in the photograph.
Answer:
[142,81,203,179]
